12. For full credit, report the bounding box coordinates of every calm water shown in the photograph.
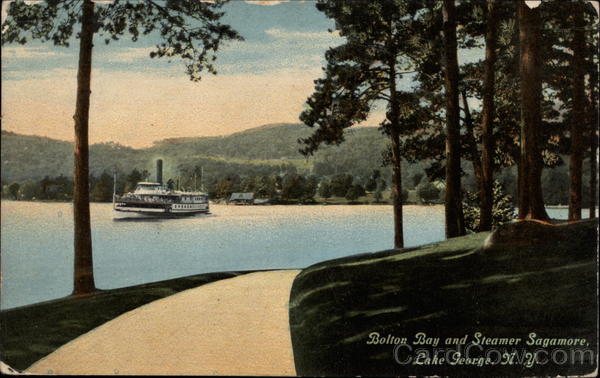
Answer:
[1,201,572,309]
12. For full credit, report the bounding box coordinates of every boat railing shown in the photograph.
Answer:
[115,195,174,204]
[115,194,207,205]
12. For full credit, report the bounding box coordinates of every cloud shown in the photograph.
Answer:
[106,47,154,63]
[1,46,68,59]
[2,67,78,81]
[264,28,340,40]
[245,0,290,6]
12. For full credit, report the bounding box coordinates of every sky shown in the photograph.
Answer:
[1,0,486,148]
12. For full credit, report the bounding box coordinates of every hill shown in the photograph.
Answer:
[1,124,583,206]
[289,219,598,376]
[1,124,394,185]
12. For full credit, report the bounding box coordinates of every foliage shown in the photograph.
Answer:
[1,0,242,81]
[463,180,516,232]
[17,181,41,200]
[281,174,307,201]
[318,180,332,200]
[416,181,441,203]
[8,182,20,200]
[402,188,409,202]
[91,172,114,202]
[373,188,383,203]
[0,169,165,202]
[329,174,354,198]
[345,184,365,202]
[1,127,593,206]
[125,169,150,192]
[254,176,278,199]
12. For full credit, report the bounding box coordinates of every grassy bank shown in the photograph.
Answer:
[289,220,598,376]
[0,270,257,371]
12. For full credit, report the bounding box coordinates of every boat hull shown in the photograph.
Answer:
[113,206,209,219]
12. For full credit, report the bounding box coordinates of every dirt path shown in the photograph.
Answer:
[27,270,300,375]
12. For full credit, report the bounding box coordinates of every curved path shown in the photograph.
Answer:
[27,270,300,375]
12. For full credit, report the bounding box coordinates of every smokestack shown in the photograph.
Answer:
[156,159,163,184]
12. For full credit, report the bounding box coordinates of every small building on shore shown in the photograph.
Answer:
[228,192,254,205]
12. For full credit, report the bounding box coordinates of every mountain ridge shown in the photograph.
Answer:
[1,123,389,183]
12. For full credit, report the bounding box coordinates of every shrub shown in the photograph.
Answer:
[463,180,516,232]
[416,181,440,203]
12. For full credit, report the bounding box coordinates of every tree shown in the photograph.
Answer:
[8,182,20,200]
[442,0,466,237]
[417,181,441,203]
[542,1,598,219]
[365,178,377,193]
[214,175,239,199]
[305,176,319,201]
[300,0,432,248]
[91,172,114,202]
[345,184,363,202]
[410,172,424,189]
[318,180,332,203]
[2,0,241,295]
[18,181,41,200]
[373,187,383,203]
[365,169,381,192]
[568,0,586,220]
[329,174,354,198]
[373,178,387,203]
[255,176,277,199]
[281,174,306,201]
[125,168,149,192]
[401,188,409,202]
[463,180,515,232]
[588,27,598,219]
[516,0,549,221]
[478,0,500,231]
[240,176,256,193]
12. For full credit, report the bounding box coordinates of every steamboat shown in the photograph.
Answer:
[113,159,209,219]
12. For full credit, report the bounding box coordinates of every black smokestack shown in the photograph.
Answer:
[156,159,163,184]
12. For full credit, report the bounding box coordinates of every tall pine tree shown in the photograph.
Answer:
[2,0,242,294]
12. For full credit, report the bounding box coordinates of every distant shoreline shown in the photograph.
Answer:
[2,199,596,209]
[0,198,436,206]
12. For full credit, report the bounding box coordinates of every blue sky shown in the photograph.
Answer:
[3,0,342,78]
[1,0,484,148]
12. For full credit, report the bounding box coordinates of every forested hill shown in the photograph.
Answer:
[147,123,385,161]
[1,124,391,183]
[149,123,317,160]
[0,124,584,206]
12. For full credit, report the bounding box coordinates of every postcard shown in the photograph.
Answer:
[1,0,598,376]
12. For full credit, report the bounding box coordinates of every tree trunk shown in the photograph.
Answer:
[461,90,485,217]
[390,127,404,249]
[442,0,466,237]
[72,0,96,295]
[388,45,404,249]
[589,45,598,219]
[568,2,585,221]
[517,0,548,221]
[590,130,597,219]
[479,0,499,231]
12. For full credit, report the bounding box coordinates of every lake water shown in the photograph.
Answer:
[0,201,573,310]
